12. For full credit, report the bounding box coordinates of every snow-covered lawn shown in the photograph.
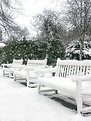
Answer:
[0,68,91,121]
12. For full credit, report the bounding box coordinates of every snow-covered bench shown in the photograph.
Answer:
[37,59,91,114]
[14,58,47,87]
[2,59,23,77]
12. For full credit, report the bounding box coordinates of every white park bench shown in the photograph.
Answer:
[37,59,91,114]
[14,58,47,87]
[2,59,23,77]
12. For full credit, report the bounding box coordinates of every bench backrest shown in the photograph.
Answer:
[27,58,47,68]
[55,59,91,78]
[13,59,23,65]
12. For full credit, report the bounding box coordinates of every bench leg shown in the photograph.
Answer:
[55,90,58,94]
[3,70,5,75]
[38,85,58,95]
[9,72,13,78]
[38,85,41,94]
[76,82,82,114]
[27,77,37,88]
[76,95,82,113]
[27,78,29,87]
[14,73,16,81]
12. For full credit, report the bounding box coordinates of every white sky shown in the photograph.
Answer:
[15,0,67,36]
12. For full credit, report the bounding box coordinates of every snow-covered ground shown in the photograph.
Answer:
[0,68,91,121]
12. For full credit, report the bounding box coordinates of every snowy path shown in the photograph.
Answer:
[0,68,90,121]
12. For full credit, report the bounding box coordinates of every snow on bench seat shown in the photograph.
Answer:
[14,68,38,83]
[38,76,91,97]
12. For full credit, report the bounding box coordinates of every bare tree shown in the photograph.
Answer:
[9,27,30,41]
[67,0,91,60]
[32,9,67,44]
[0,0,22,36]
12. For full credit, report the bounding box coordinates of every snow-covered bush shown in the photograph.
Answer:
[65,40,91,60]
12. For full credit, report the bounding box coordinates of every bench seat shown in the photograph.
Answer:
[38,76,91,97]
[14,69,37,80]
